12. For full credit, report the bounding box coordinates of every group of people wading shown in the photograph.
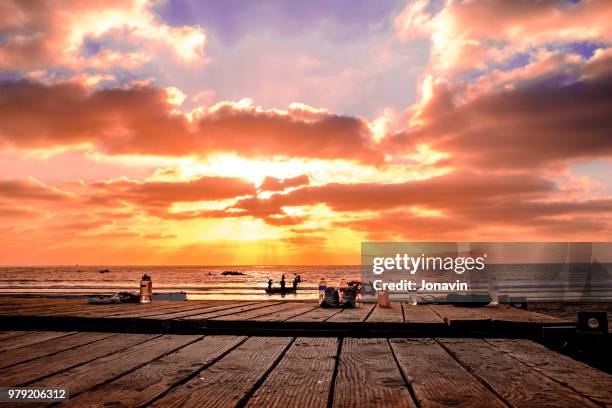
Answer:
[266,274,301,294]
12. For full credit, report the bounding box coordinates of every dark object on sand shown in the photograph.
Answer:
[578,311,608,334]
[265,287,297,294]
[446,293,491,307]
[99,269,111,273]
[88,291,139,304]
[222,270,245,276]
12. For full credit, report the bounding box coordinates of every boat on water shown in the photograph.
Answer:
[221,270,245,276]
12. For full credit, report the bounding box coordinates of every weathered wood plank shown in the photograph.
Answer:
[250,303,318,322]
[0,331,31,341]
[0,333,154,386]
[32,303,161,317]
[210,302,294,321]
[428,305,491,329]
[63,336,246,408]
[28,334,200,397]
[0,331,76,352]
[180,302,282,320]
[403,304,445,324]
[71,302,204,318]
[326,303,375,323]
[390,338,506,407]
[487,338,612,406]
[154,301,258,320]
[103,302,220,318]
[333,337,416,408]
[285,306,344,322]
[438,338,599,407]
[477,306,571,324]
[0,332,116,370]
[366,303,404,323]
[0,302,88,316]
[19,302,182,318]
[245,337,338,408]
[151,337,293,408]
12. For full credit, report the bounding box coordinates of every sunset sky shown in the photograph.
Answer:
[1,0,611,265]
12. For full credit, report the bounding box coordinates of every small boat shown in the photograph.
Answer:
[265,287,297,294]
[99,269,111,274]
[221,270,245,276]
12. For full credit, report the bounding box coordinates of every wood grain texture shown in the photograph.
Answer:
[28,334,200,396]
[0,331,30,341]
[428,305,490,322]
[333,337,416,408]
[403,305,445,324]
[487,338,612,406]
[285,306,344,322]
[326,303,375,323]
[210,302,297,321]
[438,338,599,407]
[250,303,318,322]
[390,338,506,407]
[153,301,255,320]
[63,335,246,408]
[477,306,570,324]
[0,331,75,351]
[0,332,116,370]
[0,333,154,386]
[180,301,282,320]
[366,303,404,323]
[245,337,338,408]
[151,336,293,408]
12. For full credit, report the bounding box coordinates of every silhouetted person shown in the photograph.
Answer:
[280,274,286,293]
[292,276,299,291]
[267,278,273,290]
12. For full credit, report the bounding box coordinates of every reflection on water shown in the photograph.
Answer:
[1,263,611,301]
[0,265,358,301]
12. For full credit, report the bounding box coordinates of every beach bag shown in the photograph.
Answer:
[321,287,340,308]
[342,286,357,308]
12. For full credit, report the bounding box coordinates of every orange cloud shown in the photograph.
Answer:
[0,0,207,70]
[0,80,382,163]
[259,175,310,192]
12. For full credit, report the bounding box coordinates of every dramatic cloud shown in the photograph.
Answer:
[388,66,612,170]
[396,0,612,76]
[1,0,611,263]
[0,177,71,201]
[0,80,382,163]
[0,0,207,70]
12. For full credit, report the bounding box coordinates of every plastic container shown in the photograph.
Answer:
[339,278,347,304]
[140,274,152,303]
[378,289,391,308]
[318,278,327,305]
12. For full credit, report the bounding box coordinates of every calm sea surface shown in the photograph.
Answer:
[1,264,611,301]
[0,265,359,301]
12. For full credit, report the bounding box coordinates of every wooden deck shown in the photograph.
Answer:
[0,298,575,338]
[0,298,610,406]
[0,330,611,407]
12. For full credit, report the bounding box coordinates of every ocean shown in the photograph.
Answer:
[0,265,359,301]
[1,264,611,302]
